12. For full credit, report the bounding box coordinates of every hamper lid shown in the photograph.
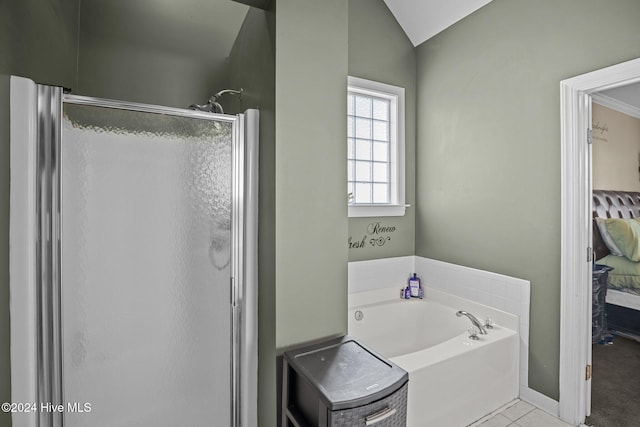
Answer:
[284,335,408,410]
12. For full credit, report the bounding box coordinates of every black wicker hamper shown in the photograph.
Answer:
[282,335,408,427]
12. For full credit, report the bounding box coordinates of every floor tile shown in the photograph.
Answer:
[501,400,535,421]
[477,413,512,427]
[513,409,574,427]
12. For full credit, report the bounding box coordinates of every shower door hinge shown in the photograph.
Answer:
[587,246,593,262]
[585,364,592,380]
[587,128,593,145]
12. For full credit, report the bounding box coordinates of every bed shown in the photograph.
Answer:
[592,190,640,340]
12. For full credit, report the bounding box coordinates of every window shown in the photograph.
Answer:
[347,76,406,217]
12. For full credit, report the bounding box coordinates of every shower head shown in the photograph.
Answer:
[188,100,224,114]
[188,88,243,115]
[212,88,243,100]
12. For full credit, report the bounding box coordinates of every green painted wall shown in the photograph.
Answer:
[274,0,348,352]
[415,0,640,400]
[226,6,277,426]
[269,2,349,424]
[347,0,416,262]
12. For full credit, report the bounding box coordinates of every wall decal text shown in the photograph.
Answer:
[593,121,609,142]
[348,221,396,249]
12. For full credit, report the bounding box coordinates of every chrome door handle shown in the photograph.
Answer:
[365,407,397,425]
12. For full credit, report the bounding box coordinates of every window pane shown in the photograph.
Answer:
[348,183,354,204]
[373,99,389,121]
[355,96,372,118]
[355,183,372,203]
[373,142,388,162]
[355,139,372,161]
[347,79,403,210]
[373,162,388,183]
[373,121,388,141]
[355,118,371,139]
[355,161,371,181]
[373,183,389,203]
[347,116,354,138]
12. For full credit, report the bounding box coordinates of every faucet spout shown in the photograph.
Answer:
[456,310,488,335]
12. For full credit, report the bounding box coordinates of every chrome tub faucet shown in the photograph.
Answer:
[456,310,488,335]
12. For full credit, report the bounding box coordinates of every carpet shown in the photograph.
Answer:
[586,336,640,426]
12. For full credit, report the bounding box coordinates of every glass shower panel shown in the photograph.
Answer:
[61,104,233,426]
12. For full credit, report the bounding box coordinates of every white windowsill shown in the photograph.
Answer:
[348,204,409,218]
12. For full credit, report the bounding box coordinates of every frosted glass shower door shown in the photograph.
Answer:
[60,103,236,426]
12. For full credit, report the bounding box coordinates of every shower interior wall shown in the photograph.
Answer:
[75,0,250,109]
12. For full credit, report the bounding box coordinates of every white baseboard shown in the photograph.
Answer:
[520,386,559,417]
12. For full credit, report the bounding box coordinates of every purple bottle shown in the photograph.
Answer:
[408,273,421,298]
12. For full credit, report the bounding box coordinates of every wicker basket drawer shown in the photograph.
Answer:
[329,383,408,427]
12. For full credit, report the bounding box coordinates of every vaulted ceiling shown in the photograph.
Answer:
[382,0,494,46]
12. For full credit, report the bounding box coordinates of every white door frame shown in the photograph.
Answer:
[559,57,640,426]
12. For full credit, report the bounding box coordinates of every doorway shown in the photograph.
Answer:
[587,91,640,425]
[560,58,640,426]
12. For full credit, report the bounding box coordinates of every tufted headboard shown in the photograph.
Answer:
[592,190,640,259]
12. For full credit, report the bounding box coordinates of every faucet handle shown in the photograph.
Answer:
[467,326,480,340]
[485,316,494,329]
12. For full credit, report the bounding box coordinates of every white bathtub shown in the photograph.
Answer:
[348,288,519,427]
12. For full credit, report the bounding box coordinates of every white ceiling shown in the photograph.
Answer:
[599,82,640,111]
[383,0,494,46]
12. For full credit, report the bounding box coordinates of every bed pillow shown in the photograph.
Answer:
[595,217,625,257]
[597,217,640,262]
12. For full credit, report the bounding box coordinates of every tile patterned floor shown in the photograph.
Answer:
[469,400,574,427]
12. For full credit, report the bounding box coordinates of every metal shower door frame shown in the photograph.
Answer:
[9,76,258,427]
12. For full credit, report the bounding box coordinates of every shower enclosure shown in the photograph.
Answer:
[9,76,258,427]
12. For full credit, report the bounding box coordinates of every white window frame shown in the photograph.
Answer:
[347,76,407,217]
